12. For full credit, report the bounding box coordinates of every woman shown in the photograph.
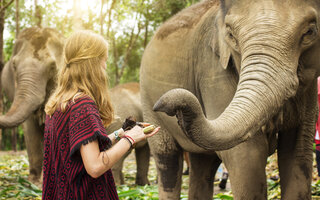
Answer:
[42,30,159,199]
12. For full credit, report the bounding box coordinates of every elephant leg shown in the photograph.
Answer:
[112,150,131,185]
[188,152,221,200]
[135,143,150,185]
[220,133,269,200]
[277,128,313,199]
[148,130,183,200]
[23,115,44,183]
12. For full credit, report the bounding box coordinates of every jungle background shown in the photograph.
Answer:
[0,0,319,199]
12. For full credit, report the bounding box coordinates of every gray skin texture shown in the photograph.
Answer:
[140,0,320,199]
[106,82,150,186]
[1,27,64,182]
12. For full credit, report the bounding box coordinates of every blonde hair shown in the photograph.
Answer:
[45,30,114,127]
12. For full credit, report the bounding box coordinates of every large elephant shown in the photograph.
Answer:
[106,82,150,186]
[1,27,64,182]
[140,0,320,199]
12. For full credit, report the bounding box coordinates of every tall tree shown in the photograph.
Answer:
[73,0,83,30]
[11,0,19,151]
[0,4,3,150]
[15,0,19,37]
[100,0,106,35]
[34,0,41,27]
[0,0,14,150]
[106,0,116,38]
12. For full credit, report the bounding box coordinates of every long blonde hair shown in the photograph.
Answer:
[45,30,114,127]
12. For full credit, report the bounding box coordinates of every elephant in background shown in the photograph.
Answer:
[141,0,320,199]
[106,82,150,186]
[1,27,65,182]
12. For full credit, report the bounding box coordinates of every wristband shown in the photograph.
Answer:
[124,135,135,145]
[123,135,136,148]
[123,137,133,148]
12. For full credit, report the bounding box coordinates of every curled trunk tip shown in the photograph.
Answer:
[153,88,202,116]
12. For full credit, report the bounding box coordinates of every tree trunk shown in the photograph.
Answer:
[0,0,14,150]
[0,0,5,150]
[100,0,104,35]
[106,0,116,37]
[144,20,149,48]
[73,0,83,30]
[0,83,1,150]
[11,127,16,151]
[34,0,41,27]
[112,37,119,84]
[0,2,4,69]
[13,0,19,151]
[116,13,142,84]
[15,0,19,37]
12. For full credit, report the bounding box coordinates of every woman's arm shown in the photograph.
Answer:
[80,125,160,178]
[80,137,131,178]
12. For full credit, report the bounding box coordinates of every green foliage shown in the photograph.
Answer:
[117,185,159,199]
[4,35,14,62]
[312,180,320,196]
[213,193,233,200]
[151,0,199,22]
[2,0,201,86]
[0,154,41,199]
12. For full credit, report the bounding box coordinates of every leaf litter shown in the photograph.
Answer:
[0,151,319,199]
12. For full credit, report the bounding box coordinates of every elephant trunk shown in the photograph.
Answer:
[154,47,298,150]
[0,73,46,128]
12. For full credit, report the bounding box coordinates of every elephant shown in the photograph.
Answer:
[140,0,320,199]
[106,82,150,186]
[1,27,64,183]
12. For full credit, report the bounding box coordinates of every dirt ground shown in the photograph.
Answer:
[0,150,27,156]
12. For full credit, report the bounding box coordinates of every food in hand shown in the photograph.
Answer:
[143,125,156,134]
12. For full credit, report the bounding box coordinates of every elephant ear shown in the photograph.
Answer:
[213,13,231,70]
[218,33,231,70]
[47,35,65,68]
[220,0,233,16]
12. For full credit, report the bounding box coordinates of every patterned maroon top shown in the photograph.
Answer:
[42,96,119,200]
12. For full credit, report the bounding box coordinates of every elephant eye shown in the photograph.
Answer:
[226,26,234,39]
[228,32,234,39]
[225,25,239,51]
[301,23,318,46]
[305,29,314,36]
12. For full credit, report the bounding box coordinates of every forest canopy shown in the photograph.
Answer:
[0,0,199,150]
[3,0,199,86]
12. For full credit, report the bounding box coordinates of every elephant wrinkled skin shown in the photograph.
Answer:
[140,0,320,199]
[1,27,64,182]
[106,82,150,186]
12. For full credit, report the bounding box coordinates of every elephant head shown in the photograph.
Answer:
[0,27,64,128]
[153,0,320,150]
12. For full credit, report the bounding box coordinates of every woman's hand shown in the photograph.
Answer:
[125,125,160,144]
